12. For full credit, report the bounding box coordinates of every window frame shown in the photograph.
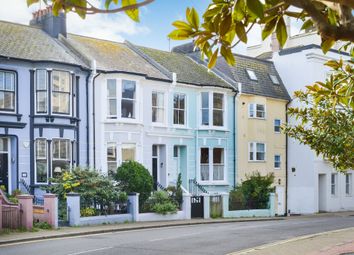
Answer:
[121,143,136,163]
[331,173,337,196]
[248,103,266,119]
[152,91,166,124]
[246,69,258,81]
[51,70,71,115]
[269,74,280,85]
[51,138,72,179]
[0,70,16,113]
[346,173,352,196]
[200,91,226,128]
[173,93,186,127]
[34,138,48,184]
[121,79,137,119]
[274,154,281,169]
[249,142,266,162]
[106,79,118,119]
[107,142,117,176]
[199,147,226,183]
[274,119,281,133]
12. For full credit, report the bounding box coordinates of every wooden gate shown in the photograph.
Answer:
[191,196,204,218]
[2,204,22,229]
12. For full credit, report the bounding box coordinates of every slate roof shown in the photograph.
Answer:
[65,34,169,80]
[133,45,234,90]
[215,54,290,101]
[0,20,87,67]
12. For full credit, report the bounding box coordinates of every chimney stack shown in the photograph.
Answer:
[30,6,67,38]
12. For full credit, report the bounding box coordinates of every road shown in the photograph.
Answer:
[1,215,354,255]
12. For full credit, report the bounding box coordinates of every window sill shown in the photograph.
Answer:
[0,112,22,121]
[198,181,228,186]
[248,117,266,120]
[151,123,168,128]
[104,119,142,125]
[198,127,229,132]
[248,160,266,163]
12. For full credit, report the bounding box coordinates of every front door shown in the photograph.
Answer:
[0,138,9,193]
[276,186,285,216]
[152,145,158,190]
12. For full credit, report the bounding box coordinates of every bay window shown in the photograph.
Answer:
[200,147,225,182]
[35,139,48,184]
[52,139,71,178]
[152,91,165,123]
[173,93,185,125]
[249,142,266,161]
[201,92,225,127]
[121,80,136,119]
[0,70,15,112]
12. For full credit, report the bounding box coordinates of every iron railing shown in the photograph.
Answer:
[189,178,209,195]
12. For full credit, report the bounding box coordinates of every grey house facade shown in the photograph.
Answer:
[0,10,90,196]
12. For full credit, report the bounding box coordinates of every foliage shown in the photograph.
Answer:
[114,161,153,207]
[284,59,354,171]
[26,0,154,20]
[46,168,127,215]
[146,191,178,215]
[33,221,52,230]
[166,173,183,208]
[230,172,274,210]
[0,186,22,204]
[80,207,97,217]
[169,1,354,68]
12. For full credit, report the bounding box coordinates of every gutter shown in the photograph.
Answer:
[285,99,292,215]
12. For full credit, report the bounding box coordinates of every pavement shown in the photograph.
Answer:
[1,212,354,255]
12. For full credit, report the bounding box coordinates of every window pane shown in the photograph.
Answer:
[152,92,157,107]
[156,109,164,122]
[173,109,178,124]
[52,160,69,178]
[121,99,135,118]
[107,143,117,161]
[3,92,14,110]
[152,145,157,157]
[108,99,117,116]
[202,109,209,125]
[249,104,254,117]
[213,110,223,126]
[36,140,46,158]
[173,94,179,108]
[256,152,265,161]
[256,104,265,118]
[200,148,209,164]
[178,110,185,125]
[60,140,69,159]
[201,164,209,181]
[213,93,223,109]
[213,148,224,164]
[52,71,70,92]
[36,92,47,113]
[0,72,3,90]
[36,70,47,90]
[257,143,265,152]
[52,92,70,114]
[201,92,209,108]
[0,138,8,151]
[249,143,254,160]
[122,80,136,99]
[5,73,14,91]
[122,145,135,162]
[36,160,47,183]
[179,95,185,109]
[107,79,116,97]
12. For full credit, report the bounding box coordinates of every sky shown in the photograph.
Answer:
[0,0,302,53]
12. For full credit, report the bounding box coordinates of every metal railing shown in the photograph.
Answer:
[19,178,31,194]
[189,178,209,196]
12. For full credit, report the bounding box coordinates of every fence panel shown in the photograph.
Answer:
[210,195,222,218]
[2,205,22,229]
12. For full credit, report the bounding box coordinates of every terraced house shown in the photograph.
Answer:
[0,10,90,196]
[63,35,237,194]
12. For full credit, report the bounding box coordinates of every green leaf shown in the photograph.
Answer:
[27,0,39,6]
[220,46,235,66]
[235,22,247,43]
[122,0,139,22]
[261,17,277,40]
[321,38,335,54]
[220,15,232,36]
[168,29,192,40]
[246,0,264,19]
[172,21,193,31]
[300,19,313,31]
[276,17,288,47]
[208,48,219,69]
[105,0,113,9]
[187,7,200,30]
[233,0,245,21]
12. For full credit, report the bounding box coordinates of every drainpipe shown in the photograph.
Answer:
[285,99,291,216]
[234,83,241,188]
[91,60,100,169]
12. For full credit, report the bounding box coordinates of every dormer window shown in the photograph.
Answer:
[269,74,280,85]
[246,69,257,81]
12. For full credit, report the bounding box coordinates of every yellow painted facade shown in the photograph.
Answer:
[236,93,287,210]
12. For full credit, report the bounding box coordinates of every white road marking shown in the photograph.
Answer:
[149,232,202,242]
[66,246,113,255]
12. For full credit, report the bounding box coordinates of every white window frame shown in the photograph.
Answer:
[269,74,280,84]
[51,138,72,178]
[152,91,166,124]
[346,173,352,196]
[246,69,258,81]
[274,119,281,133]
[248,103,266,119]
[35,138,48,184]
[0,70,16,113]
[173,93,186,127]
[105,78,140,123]
[106,79,117,119]
[107,142,117,175]
[51,70,71,115]
[249,142,266,162]
[274,154,281,169]
[331,173,337,196]
[121,79,137,119]
[199,147,226,183]
[200,91,226,129]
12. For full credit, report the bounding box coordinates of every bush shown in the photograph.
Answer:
[33,221,52,230]
[148,191,178,215]
[81,207,97,217]
[45,168,127,215]
[166,173,183,208]
[230,172,275,210]
[114,161,153,207]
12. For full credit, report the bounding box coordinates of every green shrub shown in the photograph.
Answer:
[147,191,178,215]
[230,172,275,210]
[33,221,52,230]
[166,173,183,208]
[114,161,153,207]
[80,207,97,217]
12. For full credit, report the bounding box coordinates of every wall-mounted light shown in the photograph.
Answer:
[160,162,164,168]
[292,167,296,172]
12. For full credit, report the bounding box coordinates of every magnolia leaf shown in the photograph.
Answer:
[235,22,247,43]
[300,19,313,31]
[233,0,246,21]
[246,0,264,19]
[122,0,139,22]
[261,17,277,40]
[172,21,193,31]
[321,38,335,54]
[168,29,192,40]
[27,0,40,6]
[208,48,219,69]
[276,17,288,47]
[187,7,200,30]
[220,15,232,36]
[220,46,235,66]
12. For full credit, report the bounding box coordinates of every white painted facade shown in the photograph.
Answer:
[271,44,353,214]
